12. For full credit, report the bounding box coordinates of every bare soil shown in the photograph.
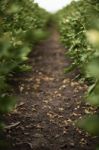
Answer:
[3,30,98,150]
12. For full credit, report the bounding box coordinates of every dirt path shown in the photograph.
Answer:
[5,30,98,150]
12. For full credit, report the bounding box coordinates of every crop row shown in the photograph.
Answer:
[0,0,50,118]
[58,0,99,145]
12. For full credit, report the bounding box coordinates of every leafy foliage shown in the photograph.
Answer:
[57,0,99,145]
[58,1,95,75]
[77,115,99,136]
[0,0,50,127]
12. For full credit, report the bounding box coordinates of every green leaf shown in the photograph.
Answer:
[77,115,99,135]
[0,95,16,114]
[88,83,96,94]
[87,93,99,106]
[87,58,99,79]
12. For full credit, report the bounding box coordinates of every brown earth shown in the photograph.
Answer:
[3,30,99,150]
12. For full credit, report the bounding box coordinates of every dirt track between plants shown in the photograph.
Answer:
[4,30,98,150]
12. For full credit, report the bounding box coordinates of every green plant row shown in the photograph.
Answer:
[57,0,99,148]
[0,0,50,115]
[58,1,95,75]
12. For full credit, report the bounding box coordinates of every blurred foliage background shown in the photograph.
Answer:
[57,0,99,148]
[0,0,50,132]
